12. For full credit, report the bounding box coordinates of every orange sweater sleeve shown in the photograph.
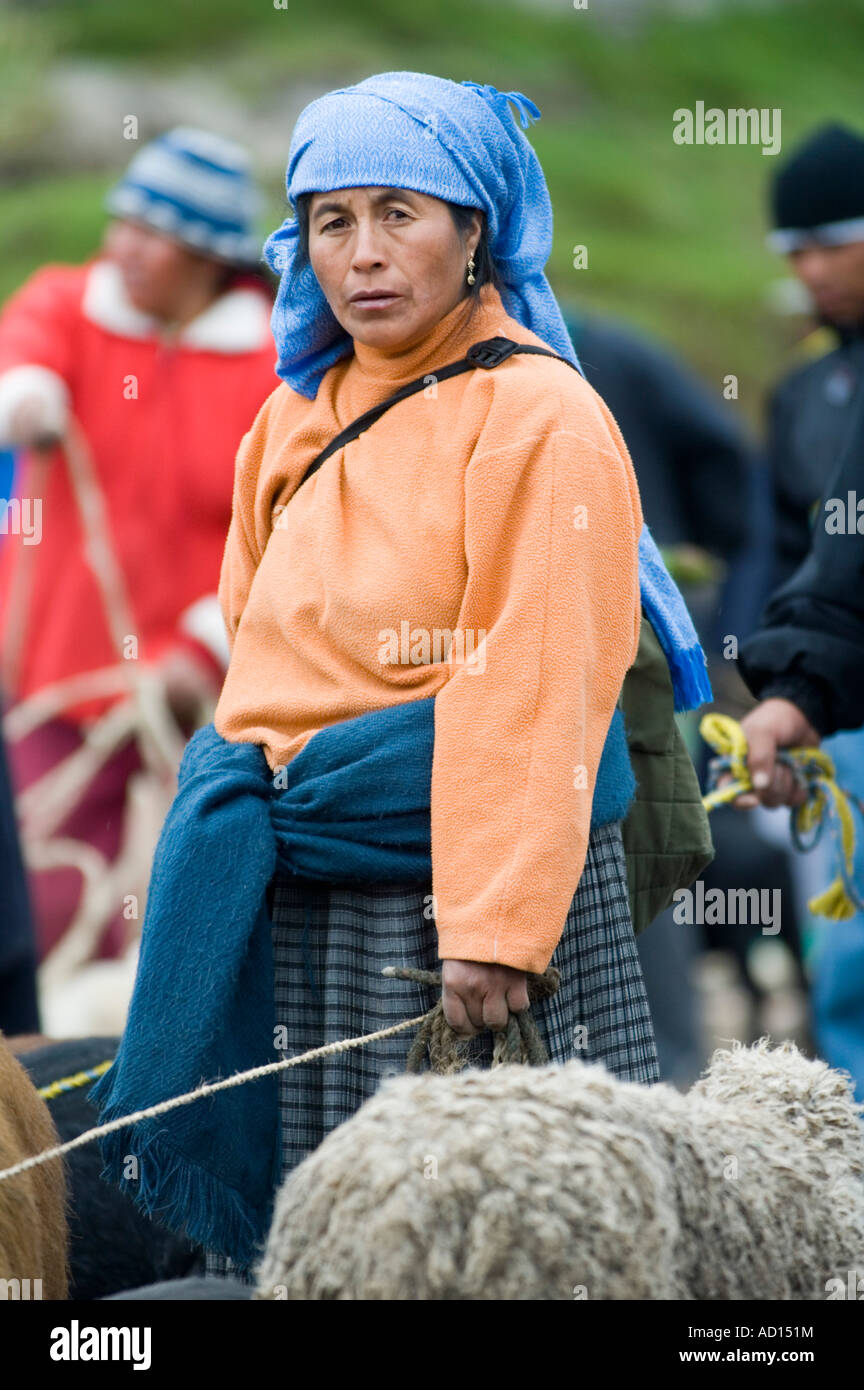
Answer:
[431,414,643,975]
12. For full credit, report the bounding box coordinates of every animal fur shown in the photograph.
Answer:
[254,1038,864,1301]
[10,1036,204,1299]
[0,1031,68,1299]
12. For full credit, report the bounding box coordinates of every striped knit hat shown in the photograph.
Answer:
[105,127,262,267]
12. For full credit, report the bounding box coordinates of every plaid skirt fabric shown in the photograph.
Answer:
[205,817,659,1282]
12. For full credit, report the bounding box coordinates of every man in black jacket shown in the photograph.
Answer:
[736,124,864,1101]
[760,126,864,597]
[738,123,864,797]
[565,311,754,571]
[560,309,758,1086]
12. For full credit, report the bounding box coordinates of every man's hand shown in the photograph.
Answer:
[733,697,823,809]
[441,959,529,1038]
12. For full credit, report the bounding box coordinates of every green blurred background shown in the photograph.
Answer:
[1,0,861,419]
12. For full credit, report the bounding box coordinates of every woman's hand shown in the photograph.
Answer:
[441,959,529,1038]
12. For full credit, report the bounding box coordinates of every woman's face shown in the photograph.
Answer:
[307,187,482,350]
[102,218,227,320]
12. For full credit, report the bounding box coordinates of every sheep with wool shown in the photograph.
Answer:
[254,1038,864,1301]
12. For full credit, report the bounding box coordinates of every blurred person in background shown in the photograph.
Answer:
[0,127,276,966]
[0,712,38,1033]
[564,307,759,1085]
[0,443,39,1033]
[762,125,864,595]
[564,309,754,612]
[736,121,864,1101]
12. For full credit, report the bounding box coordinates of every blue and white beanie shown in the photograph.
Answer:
[105,127,262,266]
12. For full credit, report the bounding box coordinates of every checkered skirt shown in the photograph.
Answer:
[205,816,659,1281]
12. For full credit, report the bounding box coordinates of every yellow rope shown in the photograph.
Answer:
[37,1060,114,1101]
[700,713,863,921]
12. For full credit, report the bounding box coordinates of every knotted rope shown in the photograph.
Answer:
[382,964,560,1073]
[700,712,864,920]
[1,964,563,1182]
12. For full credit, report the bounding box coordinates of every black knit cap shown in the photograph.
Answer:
[771,122,864,231]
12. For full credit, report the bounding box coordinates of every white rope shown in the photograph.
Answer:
[2,665,136,741]
[16,699,138,840]
[0,1013,427,1185]
[63,417,141,665]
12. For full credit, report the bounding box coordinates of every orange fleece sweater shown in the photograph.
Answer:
[214,282,643,973]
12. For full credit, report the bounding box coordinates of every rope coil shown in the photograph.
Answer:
[383,964,560,1073]
[700,712,864,919]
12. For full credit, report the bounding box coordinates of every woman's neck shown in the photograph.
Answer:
[349,283,502,384]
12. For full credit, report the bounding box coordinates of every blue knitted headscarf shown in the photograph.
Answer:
[262,70,712,710]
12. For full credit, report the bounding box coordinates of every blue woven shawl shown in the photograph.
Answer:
[89,695,637,1269]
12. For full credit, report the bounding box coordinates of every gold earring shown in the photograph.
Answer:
[466,254,476,286]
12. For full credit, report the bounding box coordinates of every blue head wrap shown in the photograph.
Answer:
[262,70,712,712]
[263,70,580,398]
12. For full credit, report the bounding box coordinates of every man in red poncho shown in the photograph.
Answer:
[0,127,276,966]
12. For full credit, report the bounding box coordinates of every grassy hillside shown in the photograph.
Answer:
[1,0,863,414]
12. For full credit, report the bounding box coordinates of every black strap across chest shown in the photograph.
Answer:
[297,336,578,492]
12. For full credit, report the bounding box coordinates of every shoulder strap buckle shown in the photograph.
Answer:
[465,337,521,369]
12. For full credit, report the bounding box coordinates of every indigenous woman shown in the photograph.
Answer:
[92,73,711,1284]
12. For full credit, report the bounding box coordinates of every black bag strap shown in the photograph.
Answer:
[297,336,578,490]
